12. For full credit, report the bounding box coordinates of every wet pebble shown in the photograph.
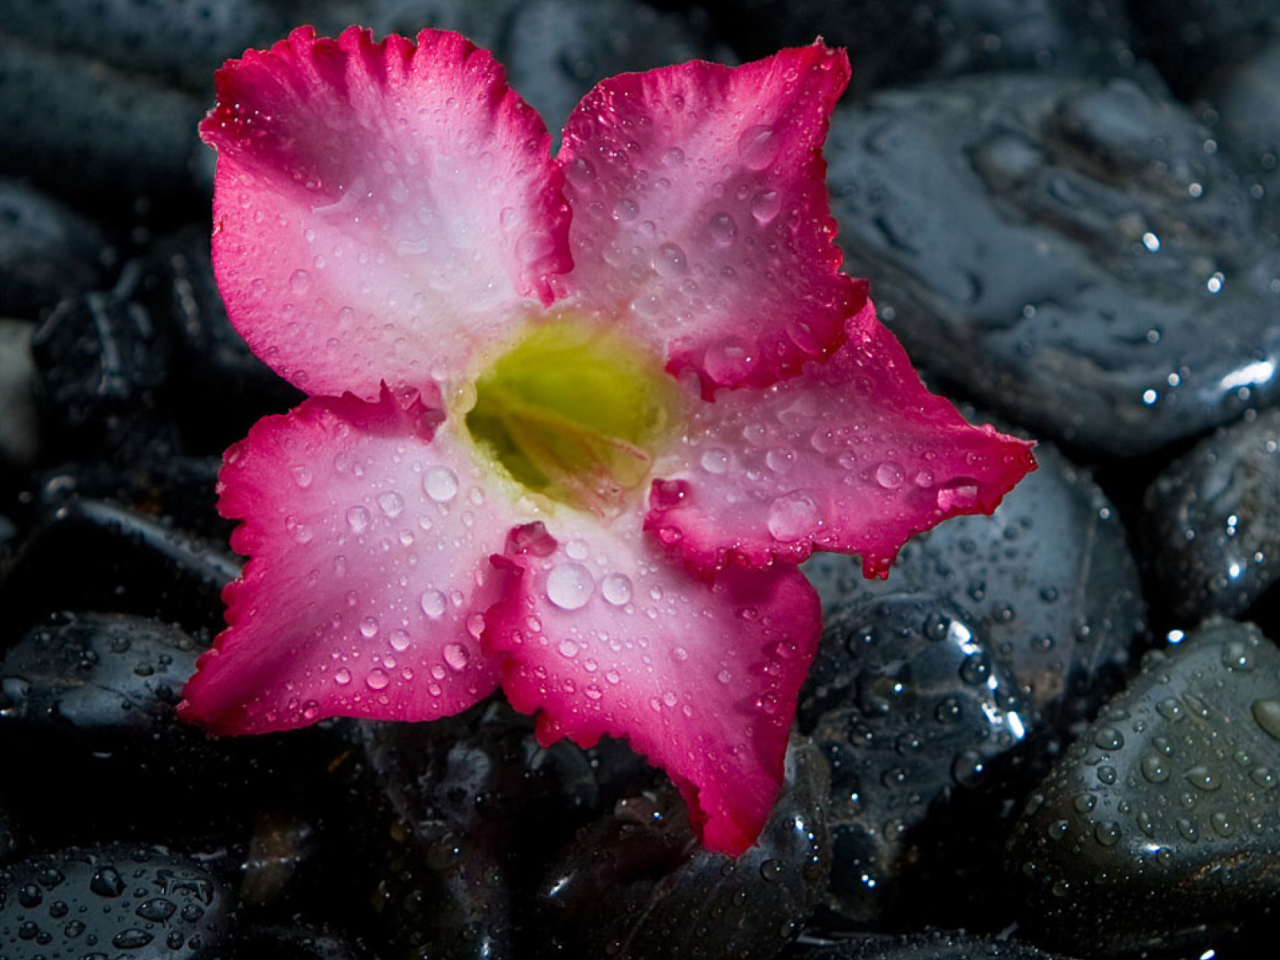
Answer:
[1007,619,1280,956]
[1142,408,1280,625]
[797,595,1029,927]
[0,320,39,470]
[787,929,1075,959]
[502,0,723,135]
[701,0,1133,94]
[827,72,1278,457]
[0,843,236,959]
[0,33,205,211]
[0,179,109,321]
[535,739,830,960]
[806,443,1145,730]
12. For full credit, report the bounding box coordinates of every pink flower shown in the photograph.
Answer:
[178,26,1036,855]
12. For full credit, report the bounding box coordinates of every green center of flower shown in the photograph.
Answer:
[465,319,682,515]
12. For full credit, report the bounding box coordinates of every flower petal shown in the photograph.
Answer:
[179,386,516,734]
[554,42,863,396]
[483,512,821,855]
[201,26,571,398]
[646,303,1038,576]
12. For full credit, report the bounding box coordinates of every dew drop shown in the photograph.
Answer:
[738,125,780,170]
[750,189,782,224]
[1141,756,1169,783]
[443,642,469,671]
[390,630,411,652]
[767,490,821,542]
[547,563,595,611]
[423,466,459,502]
[346,506,371,534]
[378,491,405,518]
[612,198,639,221]
[366,668,390,690]
[601,572,633,606]
[558,639,580,658]
[875,462,905,489]
[359,617,378,639]
[700,448,729,474]
[291,465,313,488]
[1185,765,1221,791]
[420,589,447,619]
[653,241,687,277]
[1094,727,1124,751]
[708,211,737,246]
[289,269,312,294]
[1252,699,1280,741]
[334,668,352,686]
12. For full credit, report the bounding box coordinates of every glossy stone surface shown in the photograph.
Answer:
[806,443,1145,730]
[1007,619,1280,957]
[797,595,1029,927]
[826,73,1278,457]
[1143,409,1280,625]
[0,844,236,959]
[535,740,830,960]
[788,930,1074,960]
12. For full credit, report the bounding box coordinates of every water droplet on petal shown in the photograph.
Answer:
[547,563,595,610]
[390,630,411,652]
[443,643,469,671]
[366,668,390,690]
[359,617,378,639]
[750,189,782,224]
[653,241,687,277]
[601,573,633,606]
[767,490,821,542]
[738,125,780,170]
[289,269,312,294]
[334,668,352,686]
[423,466,459,502]
[700,448,729,474]
[378,491,404,518]
[421,589,447,619]
[346,506,371,534]
[875,462,905,489]
[708,211,737,246]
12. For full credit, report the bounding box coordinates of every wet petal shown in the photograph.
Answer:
[484,511,821,854]
[201,26,571,398]
[179,386,516,734]
[554,42,863,396]
[646,304,1037,576]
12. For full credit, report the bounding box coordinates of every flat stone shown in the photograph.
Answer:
[826,72,1280,457]
[1007,619,1280,956]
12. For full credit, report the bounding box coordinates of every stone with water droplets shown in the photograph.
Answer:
[0,844,235,960]
[794,929,1075,959]
[798,596,1031,928]
[534,739,829,959]
[1007,619,1280,957]
[826,72,1280,457]
[1142,408,1280,626]
[805,442,1144,732]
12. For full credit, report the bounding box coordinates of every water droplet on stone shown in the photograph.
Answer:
[547,563,594,611]
[423,466,459,502]
[1253,699,1280,741]
[90,867,125,898]
[1141,756,1170,783]
[1094,726,1125,750]
[1185,765,1221,791]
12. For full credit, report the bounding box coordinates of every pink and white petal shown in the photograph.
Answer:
[179,386,521,734]
[646,303,1037,577]
[484,510,821,855]
[554,42,863,396]
[202,26,571,398]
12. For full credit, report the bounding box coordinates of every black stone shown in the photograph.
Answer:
[805,443,1145,731]
[786,930,1077,959]
[1007,619,1280,957]
[694,0,1133,94]
[1142,408,1280,626]
[0,33,205,214]
[0,844,236,960]
[1,0,289,92]
[826,73,1278,457]
[235,920,381,960]
[798,595,1030,928]
[502,0,722,135]
[0,321,39,470]
[141,227,304,453]
[534,739,830,960]
[1128,0,1280,99]
[0,179,109,321]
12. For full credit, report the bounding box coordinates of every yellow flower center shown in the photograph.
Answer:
[465,318,683,515]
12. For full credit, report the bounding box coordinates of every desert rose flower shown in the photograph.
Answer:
[179,26,1035,855]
